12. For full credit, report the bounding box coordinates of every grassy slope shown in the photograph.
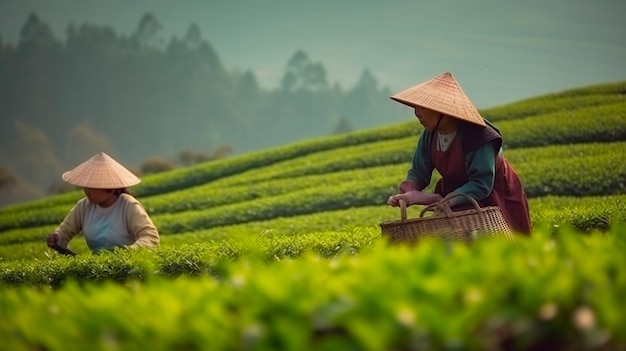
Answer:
[0,80,625,261]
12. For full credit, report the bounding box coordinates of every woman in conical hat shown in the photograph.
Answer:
[386,72,531,234]
[46,152,160,254]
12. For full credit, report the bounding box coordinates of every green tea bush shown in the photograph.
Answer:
[0,228,380,287]
[0,190,83,216]
[2,194,624,265]
[3,139,624,233]
[483,92,626,121]
[132,122,419,196]
[1,225,625,350]
[500,102,626,148]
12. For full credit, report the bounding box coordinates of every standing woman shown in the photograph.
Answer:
[47,152,160,253]
[386,72,531,235]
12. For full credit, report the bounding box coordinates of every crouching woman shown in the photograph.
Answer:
[47,152,160,254]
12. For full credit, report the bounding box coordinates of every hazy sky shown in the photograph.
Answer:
[1,0,625,108]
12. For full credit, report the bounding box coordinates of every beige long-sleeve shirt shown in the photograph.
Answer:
[54,193,160,252]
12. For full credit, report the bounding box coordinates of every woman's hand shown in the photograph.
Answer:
[387,191,443,207]
[46,233,59,248]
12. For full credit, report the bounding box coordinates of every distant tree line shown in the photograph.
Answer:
[0,13,405,206]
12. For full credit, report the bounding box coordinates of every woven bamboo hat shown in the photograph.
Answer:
[390,72,486,127]
[62,152,141,189]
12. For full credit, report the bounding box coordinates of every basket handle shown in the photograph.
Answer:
[399,199,408,221]
[419,192,481,218]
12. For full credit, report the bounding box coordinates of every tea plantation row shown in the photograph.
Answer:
[2,225,625,350]
[1,140,624,233]
[2,80,625,216]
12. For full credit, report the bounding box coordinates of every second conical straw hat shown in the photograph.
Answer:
[62,152,141,189]
[390,72,486,127]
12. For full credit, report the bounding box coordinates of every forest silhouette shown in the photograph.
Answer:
[0,13,405,206]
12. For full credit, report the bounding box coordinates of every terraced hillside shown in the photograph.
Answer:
[1,81,625,350]
[1,81,625,260]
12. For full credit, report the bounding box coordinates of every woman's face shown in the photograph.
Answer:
[413,106,442,131]
[83,188,117,207]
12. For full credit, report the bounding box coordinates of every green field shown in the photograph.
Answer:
[1,81,625,350]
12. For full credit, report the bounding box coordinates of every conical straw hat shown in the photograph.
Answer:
[62,152,141,189]
[390,72,486,127]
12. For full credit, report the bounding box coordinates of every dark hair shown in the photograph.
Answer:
[109,188,133,196]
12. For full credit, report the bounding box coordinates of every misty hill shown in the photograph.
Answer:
[1,1,625,206]
[2,0,624,106]
[0,13,408,206]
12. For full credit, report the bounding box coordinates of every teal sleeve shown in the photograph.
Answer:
[449,143,496,206]
[406,132,434,190]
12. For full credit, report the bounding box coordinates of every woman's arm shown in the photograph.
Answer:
[50,199,86,248]
[126,200,160,249]
[388,132,442,206]
[405,131,434,190]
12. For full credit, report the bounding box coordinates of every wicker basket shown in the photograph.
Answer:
[380,193,513,244]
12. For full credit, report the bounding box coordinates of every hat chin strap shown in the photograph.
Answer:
[433,114,443,132]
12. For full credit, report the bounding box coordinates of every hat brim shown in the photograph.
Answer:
[390,72,486,127]
[62,152,141,189]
